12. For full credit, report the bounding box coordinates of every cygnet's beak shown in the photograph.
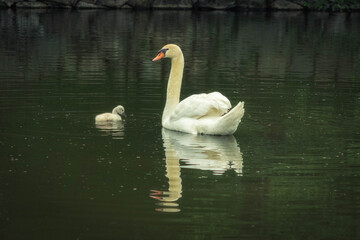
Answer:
[121,112,127,118]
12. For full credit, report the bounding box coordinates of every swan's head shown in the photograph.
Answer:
[112,105,126,118]
[152,44,182,61]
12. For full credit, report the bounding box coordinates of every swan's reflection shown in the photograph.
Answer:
[151,128,243,212]
[95,121,125,139]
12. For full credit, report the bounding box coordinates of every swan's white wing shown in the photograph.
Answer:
[170,92,231,121]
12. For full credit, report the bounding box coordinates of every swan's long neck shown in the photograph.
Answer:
[162,54,184,121]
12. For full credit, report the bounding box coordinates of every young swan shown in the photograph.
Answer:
[95,105,126,122]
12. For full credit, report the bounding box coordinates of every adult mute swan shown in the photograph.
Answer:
[95,105,126,122]
[152,44,245,135]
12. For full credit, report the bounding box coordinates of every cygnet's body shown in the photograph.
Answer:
[95,105,126,122]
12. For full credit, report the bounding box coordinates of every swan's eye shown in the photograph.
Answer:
[159,48,169,55]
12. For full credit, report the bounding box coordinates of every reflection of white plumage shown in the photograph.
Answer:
[95,105,126,122]
[162,128,243,176]
[153,44,245,135]
[151,128,244,212]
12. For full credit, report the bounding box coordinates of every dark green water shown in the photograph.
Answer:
[0,9,360,239]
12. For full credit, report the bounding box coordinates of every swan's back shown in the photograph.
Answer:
[163,92,244,135]
[169,92,231,122]
[95,113,122,122]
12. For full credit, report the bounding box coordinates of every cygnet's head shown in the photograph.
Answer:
[152,44,182,61]
[112,105,126,118]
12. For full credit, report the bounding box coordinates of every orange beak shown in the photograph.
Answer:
[152,51,165,62]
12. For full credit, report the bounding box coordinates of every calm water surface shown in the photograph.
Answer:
[0,9,360,239]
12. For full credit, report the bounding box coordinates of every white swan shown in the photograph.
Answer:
[95,105,126,122]
[153,44,245,135]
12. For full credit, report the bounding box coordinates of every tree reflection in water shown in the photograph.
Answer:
[151,129,243,212]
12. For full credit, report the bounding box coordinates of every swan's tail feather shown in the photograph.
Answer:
[217,101,245,135]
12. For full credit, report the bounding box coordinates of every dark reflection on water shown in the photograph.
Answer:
[0,9,360,240]
[95,121,125,139]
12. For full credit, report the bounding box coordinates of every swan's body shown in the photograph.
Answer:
[153,44,244,135]
[95,105,126,122]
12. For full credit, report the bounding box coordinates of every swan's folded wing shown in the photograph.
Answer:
[170,92,231,121]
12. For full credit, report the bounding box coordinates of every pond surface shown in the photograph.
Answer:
[0,9,360,240]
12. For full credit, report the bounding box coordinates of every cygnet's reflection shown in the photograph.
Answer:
[95,121,125,139]
[151,128,243,212]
